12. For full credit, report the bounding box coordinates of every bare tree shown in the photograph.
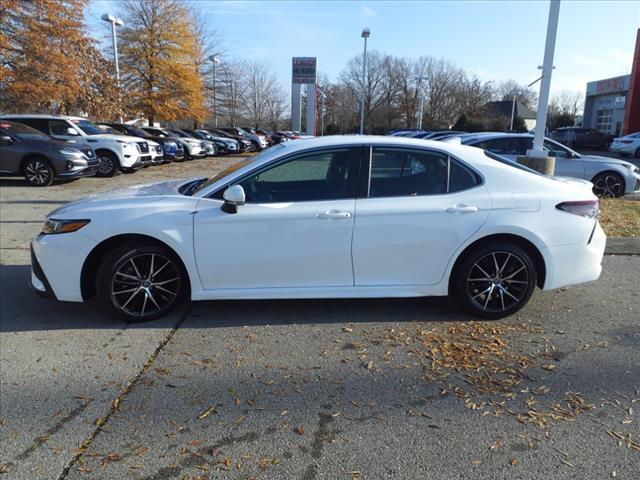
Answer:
[497,79,538,110]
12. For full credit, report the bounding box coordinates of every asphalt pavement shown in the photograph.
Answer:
[1,156,639,480]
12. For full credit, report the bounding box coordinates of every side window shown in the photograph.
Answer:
[449,159,481,192]
[49,120,73,136]
[542,139,570,158]
[479,138,522,155]
[369,148,448,197]
[238,148,361,203]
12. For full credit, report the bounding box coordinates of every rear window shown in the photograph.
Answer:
[484,151,543,176]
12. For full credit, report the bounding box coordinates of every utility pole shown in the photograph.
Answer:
[528,0,561,157]
[359,28,370,135]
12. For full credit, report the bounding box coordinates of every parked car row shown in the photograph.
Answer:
[440,132,640,198]
[0,114,296,186]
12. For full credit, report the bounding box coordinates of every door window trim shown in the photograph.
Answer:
[207,145,367,203]
[361,145,484,199]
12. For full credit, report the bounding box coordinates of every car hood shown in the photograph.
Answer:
[86,133,143,143]
[47,178,204,218]
[580,154,636,169]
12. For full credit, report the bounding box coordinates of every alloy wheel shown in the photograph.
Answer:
[98,155,115,176]
[110,253,181,318]
[25,160,52,186]
[593,174,623,198]
[466,251,530,313]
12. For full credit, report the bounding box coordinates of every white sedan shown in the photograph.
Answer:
[31,136,606,322]
[609,132,640,158]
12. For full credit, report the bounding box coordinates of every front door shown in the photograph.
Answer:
[352,147,491,286]
[193,147,363,290]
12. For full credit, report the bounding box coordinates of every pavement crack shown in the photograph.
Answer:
[4,400,91,470]
[55,307,190,480]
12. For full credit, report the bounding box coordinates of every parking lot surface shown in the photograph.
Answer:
[1,156,639,479]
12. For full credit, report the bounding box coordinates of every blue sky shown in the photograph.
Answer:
[86,0,639,97]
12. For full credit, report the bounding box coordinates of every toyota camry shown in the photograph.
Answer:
[30,136,606,322]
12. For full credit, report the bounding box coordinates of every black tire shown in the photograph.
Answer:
[96,150,118,177]
[121,167,136,174]
[592,171,625,198]
[23,157,54,186]
[96,243,187,322]
[452,243,537,319]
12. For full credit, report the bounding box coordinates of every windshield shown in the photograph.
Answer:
[127,126,150,137]
[0,121,50,141]
[72,119,104,135]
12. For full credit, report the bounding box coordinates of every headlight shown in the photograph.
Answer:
[42,219,91,235]
[56,147,83,157]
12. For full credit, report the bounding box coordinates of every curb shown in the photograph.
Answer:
[605,237,640,256]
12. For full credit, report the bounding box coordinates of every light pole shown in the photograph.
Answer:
[101,14,124,123]
[359,28,370,135]
[208,56,220,127]
[509,91,520,131]
[415,76,427,130]
[319,91,327,136]
[529,0,561,157]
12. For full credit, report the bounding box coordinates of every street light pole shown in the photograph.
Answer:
[101,14,124,123]
[529,0,561,157]
[510,92,517,131]
[415,76,427,130]
[208,56,220,128]
[359,28,370,135]
[319,91,326,136]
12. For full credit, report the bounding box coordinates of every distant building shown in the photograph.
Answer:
[583,28,640,136]
[484,100,537,131]
[582,75,631,136]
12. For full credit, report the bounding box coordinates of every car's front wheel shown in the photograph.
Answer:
[453,243,537,319]
[23,157,54,186]
[96,151,118,177]
[97,243,187,322]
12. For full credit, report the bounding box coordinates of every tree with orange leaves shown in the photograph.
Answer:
[0,0,119,118]
[118,0,207,126]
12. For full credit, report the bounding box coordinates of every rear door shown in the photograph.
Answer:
[352,146,491,286]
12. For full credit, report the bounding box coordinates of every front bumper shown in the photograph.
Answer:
[57,164,99,179]
[540,222,606,290]
[30,243,56,299]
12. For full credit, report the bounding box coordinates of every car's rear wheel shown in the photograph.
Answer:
[592,172,625,198]
[96,151,118,177]
[23,157,54,186]
[453,243,537,319]
[97,243,186,322]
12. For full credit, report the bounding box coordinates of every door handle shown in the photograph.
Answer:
[445,204,479,214]
[317,210,351,219]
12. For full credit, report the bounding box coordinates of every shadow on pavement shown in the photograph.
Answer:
[0,264,472,333]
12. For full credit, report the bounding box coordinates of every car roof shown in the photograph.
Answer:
[455,132,535,144]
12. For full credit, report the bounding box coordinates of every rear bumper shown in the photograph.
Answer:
[540,222,606,290]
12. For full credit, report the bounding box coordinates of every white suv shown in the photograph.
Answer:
[0,115,152,176]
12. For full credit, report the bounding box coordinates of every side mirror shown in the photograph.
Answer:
[66,127,79,136]
[0,135,13,145]
[221,185,245,214]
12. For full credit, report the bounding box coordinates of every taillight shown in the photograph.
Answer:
[556,200,599,219]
